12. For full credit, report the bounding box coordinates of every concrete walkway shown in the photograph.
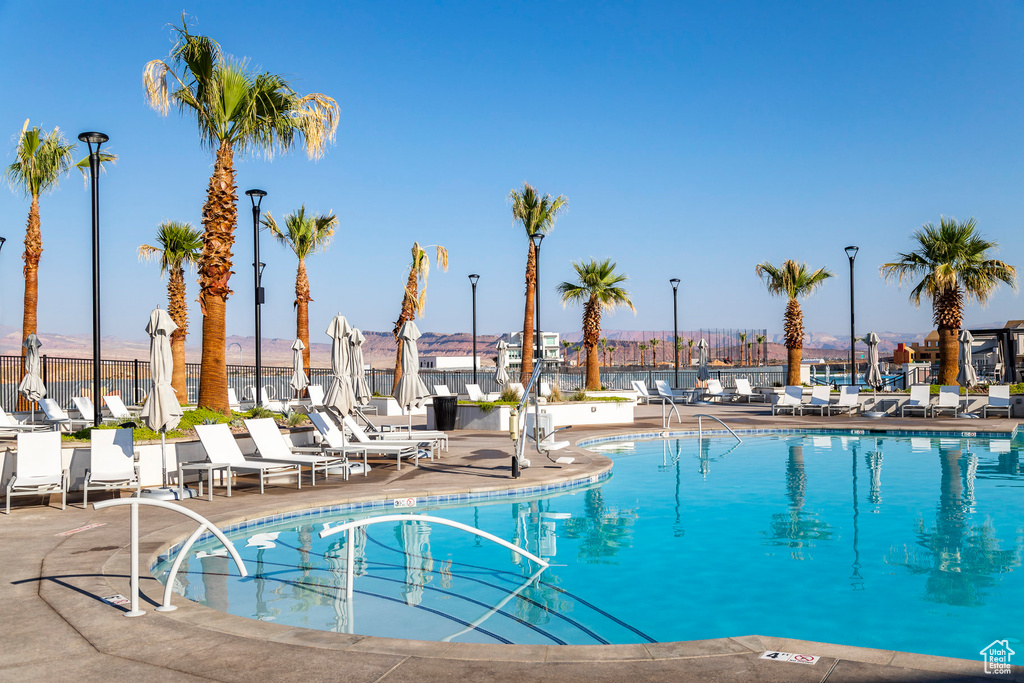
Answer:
[1,404,1020,681]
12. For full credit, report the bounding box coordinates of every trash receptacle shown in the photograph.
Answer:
[433,395,458,431]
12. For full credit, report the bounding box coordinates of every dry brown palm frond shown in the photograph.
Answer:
[143,60,173,115]
[296,93,340,161]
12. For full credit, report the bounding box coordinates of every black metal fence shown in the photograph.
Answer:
[1,355,789,412]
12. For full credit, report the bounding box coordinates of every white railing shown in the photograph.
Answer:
[92,498,248,617]
[694,414,743,444]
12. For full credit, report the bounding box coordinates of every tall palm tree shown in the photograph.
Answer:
[575,343,582,368]
[639,343,647,368]
[560,339,572,368]
[263,207,337,372]
[144,20,339,413]
[139,222,204,404]
[648,337,659,368]
[609,345,617,367]
[5,120,115,408]
[756,333,766,366]
[746,341,753,368]
[881,217,1017,384]
[599,337,608,367]
[738,331,747,366]
[393,242,448,384]
[756,260,834,385]
[687,338,695,365]
[509,183,567,383]
[558,259,634,390]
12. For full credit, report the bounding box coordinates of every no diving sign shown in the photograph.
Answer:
[761,651,820,665]
[393,497,417,508]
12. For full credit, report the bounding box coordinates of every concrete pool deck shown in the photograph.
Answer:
[1,403,1021,681]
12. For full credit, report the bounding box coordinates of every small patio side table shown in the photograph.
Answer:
[178,462,233,501]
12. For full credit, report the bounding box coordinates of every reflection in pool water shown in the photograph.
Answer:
[154,434,1024,659]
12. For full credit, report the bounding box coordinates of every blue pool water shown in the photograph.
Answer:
[155,433,1023,660]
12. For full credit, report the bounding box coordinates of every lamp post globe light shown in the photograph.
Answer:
[845,245,859,386]
[670,278,680,389]
[79,132,109,427]
[469,274,480,384]
[246,189,267,406]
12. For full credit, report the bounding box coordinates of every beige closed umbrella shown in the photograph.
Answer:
[18,334,46,423]
[324,314,356,416]
[349,328,371,405]
[494,340,510,387]
[140,308,188,499]
[393,321,430,430]
[290,339,309,397]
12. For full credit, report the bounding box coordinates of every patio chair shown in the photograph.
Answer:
[5,432,69,514]
[829,386,861,415]
[465,383,499,402]
[433,384,452,397]
[243,417,347,485]
[733,378,766,403]
[630,380,663,405]
[655,379,691,404]
[772,386,804,415]
[341,414,438,465]
[901,385,932,417]
[307,384,325,407]
[194,423,302,493]
[509,383,526,399]
[72,396,106,424]
[102,395,134,420]
[227,387,242,412]
[983,385,1011,418]
[350,407,449,449]
[0,406,50,432]
[703,379,735,403]
[307,411,373,476]
[40,398,92,432]
[539,382,552,398]
[82,428,140,507]
[932,385,960,417]
[798,386,832,415]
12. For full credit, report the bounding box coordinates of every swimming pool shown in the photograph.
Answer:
[154,432,1023,660]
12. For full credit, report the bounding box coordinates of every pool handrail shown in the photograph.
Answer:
[693,414,743,444]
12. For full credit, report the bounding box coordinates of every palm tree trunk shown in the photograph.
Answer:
[584,298,601,390]
[520,241,536,384]
[784,298,804,386]
[167,264,189,405]
[937,327,959,385]
[197,141,238,414]
[393,268,419,386]
[18,195,42,411]
[296,258,311,372]
[786,346,802,385]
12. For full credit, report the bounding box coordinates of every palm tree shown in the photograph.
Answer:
[509,183,567,383]
[560,339,572,368]
[746,341,753,368]
[881,217,1017,385]
[393,242,448,384]
[138,222,203,404]
[144,20,339,413]
[756,260,834,385]
[738,331,747,366]
[575,343,582,368]
[609,345,617,367]
[649,337,659,368]
[687,338,695,365]
[262,207,337,372]
[5,120,115,408]
[599,337,608,367]
[557,259,635,390]
[756,333,766,366]
[639,343,647,368]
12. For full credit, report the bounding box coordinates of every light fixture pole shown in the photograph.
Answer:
[79,132,108,427]
[246,189,267,406]
[845,245,859,386]
[469,274,480,384]
[670,278,680,388]
[0,237,5,355]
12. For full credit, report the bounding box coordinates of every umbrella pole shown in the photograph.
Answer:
[161,428,167,488]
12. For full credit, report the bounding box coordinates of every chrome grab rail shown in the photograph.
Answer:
[93,498,248,617]
[693,413,743,444]
[514,360,546,464]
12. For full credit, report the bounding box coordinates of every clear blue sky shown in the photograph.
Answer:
[1,1,1022,349]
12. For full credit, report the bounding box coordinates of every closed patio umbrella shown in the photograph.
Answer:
[140,308,188,499]
[696,338,710,382]
[957,330,978,389]
[494,340,510,387]
[19,334,46,423]
[349,328,371,406]
[862,331,885,418]
[290,339,309,397]
[394,320,430,430]
[324,314,356,416]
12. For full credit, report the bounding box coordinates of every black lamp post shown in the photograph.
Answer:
[670,278,680,388]
[246,189,267,406]
[0,237,5,356]
[845,245,859,386]
[79,132,108,427]
[469,274,480,384]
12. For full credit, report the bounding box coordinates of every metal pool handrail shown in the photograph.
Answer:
[693,414,743,444]
[319,513,548,600]
[93,497,248,617]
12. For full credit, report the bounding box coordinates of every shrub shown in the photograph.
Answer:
[569,388,589,402]
[286,411,309,427]
[499,387,520,403]
[548,385,564,403]
[247,405,276,419]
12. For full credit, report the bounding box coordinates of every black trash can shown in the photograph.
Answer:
[433,395,458,431]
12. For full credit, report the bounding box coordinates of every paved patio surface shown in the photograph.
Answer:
[1,403,1020,681]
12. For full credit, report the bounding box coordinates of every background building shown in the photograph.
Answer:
[506,331,562,369]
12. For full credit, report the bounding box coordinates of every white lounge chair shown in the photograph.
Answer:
[307,411,373,476]
[901,385,932,417]
[932,385,960,417]
[655,379,691,404]
[829,386,860,415]
[307,384,325,407]
[6,432,69,514]
[631,380,663,405]
[772,386,804,415]
[703,379,735,403]
[433,384,452,397]
[539,382,552,398]
[733,378,766,403]
[243,417,347,485]
[983,385,1011,418]
[40,398,92,432]
[509,383,526,399]
[465,383,499,402]
[72,396,104,423]
[82,428,140,507]
[103,395,134,420]
[341,415,433,467]
[351,407,449,448]
[799,386,832,415]
[0,406,50,432]
[227,387,242,412]
[194,423,302,493]
[244,386,283,412]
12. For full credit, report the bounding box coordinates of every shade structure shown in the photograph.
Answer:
[864,332,883,389]
[140,309,183,434]
[957,329,979,389]
[394,321,430,416]
[290,339,309,395]
[696,338,711,381]
[18,334,46,403]
[349,328,371,405]
[324,314,356,416]
[494,339,510,386]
